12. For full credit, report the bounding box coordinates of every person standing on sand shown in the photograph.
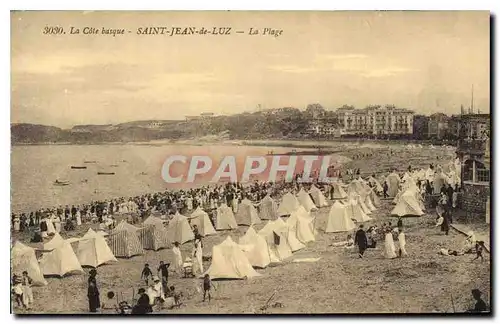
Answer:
[354,224,368,258]
[157,261,170,294]
[383,181,389,198]
[172,242,183,275]
[383,228,398,259]
[87,269,100,313]
[398,228,408,257]
[202,274,216,302]
[141,264,153,286]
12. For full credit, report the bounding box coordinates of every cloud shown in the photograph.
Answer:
[360,67,415,78]
[267,65,318,74]
[316,54,369,61]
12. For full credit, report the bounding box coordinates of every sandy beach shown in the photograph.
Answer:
[12,198,490,314]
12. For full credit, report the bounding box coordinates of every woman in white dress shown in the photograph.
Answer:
[76,209,82,226]
[13,215,20,232]
[398,228,408,257]
[192,240,204,275]
[53,216,61,233]
[172,242,183,275]
[384,228,397,259]
[231,195,239,214]
[46,217,56,235]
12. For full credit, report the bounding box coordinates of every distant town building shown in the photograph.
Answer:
[335,105,414,136]
[427,113,450,139]
[306,120,343,137]
[412,115,429,140]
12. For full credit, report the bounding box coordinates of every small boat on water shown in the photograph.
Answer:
[97,172,115,175]
[53,180,70,186]
[84,161,97,164]
[71,166,87,169]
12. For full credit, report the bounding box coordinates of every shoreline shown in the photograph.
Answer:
[11,138,458,149]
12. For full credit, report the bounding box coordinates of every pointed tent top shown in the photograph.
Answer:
[143,215,164,226]
[262,194,273,202]
[241,198,252,205]
[114,220,141,232]
[82,228,97,239]
[44,232,65,250]
[331,200,345,208]
[221,236,235,246]
[310,184,320,192]
[244,225,257,237]
[12,240,31,252]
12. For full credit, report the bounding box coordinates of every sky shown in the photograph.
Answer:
[11,11,490,128]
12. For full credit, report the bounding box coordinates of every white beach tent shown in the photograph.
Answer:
[235,199,262,226]
[297,188,318,212]
[258,194,279,220]
[390,190,425,217]
[331,182,348,200]
[189,207,217,236]
[325,201,356,233]
[363,194,377,212]
[345,198,372,223]
[258,221,292,261]
[277,192,300,216]
[215,205,238,230]
[167,212,195,244]
[275,217,305,252]
[77,228,118,268]
[39,233,84,277]
[202,236,261,279]
[386,172,401,197]
[11,241,47,286]
[367,177,383,193]
[309,185,329,207]
[239,226,271,268]
[287,206,315,244]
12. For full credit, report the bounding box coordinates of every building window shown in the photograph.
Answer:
[477,169,490,183]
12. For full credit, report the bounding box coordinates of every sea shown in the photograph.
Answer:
[10,143,327,213]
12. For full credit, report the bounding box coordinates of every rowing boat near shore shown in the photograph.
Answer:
[97,172,115,175]
[71,166,87,169]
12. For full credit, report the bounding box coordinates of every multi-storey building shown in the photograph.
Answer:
[448,113,490,140]
[335,105,414,135]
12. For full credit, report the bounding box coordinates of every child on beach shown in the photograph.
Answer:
[12,275,24,308]
[202,274,216,302]
[141,263,153,286]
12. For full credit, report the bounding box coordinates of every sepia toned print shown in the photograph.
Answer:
[10,10,490,314]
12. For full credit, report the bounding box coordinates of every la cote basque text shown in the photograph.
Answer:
[43,26,283,38]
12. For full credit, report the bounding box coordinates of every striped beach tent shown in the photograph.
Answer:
[139,216,169,251]
[258,194,278,220]
[108,221,144,258]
